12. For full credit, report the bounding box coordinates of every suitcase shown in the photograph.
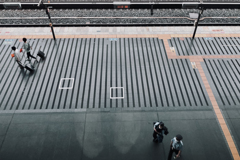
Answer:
[25,60,34,72]
[37,50,45,59]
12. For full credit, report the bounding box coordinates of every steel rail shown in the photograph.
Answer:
[1,2,240,4]
[0,23,239,27]
[0,16,240,21]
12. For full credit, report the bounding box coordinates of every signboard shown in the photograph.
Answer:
[115,5,129,9]
[113,2,130,9]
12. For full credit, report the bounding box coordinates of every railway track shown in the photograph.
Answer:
[0,16,240,20]
[1,8,240,26]
[0,16,240,26]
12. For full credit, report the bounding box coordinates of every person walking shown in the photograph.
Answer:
[22,38,38,62]
[152,121,169,143]
[12,46,23,67]
[168,134,183,160]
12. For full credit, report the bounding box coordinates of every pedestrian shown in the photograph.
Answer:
[22,38,38,62]
[12,46,23,67]
[152,121,169,143]
[168,134,183,160]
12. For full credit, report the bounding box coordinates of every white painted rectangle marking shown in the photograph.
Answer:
[59,78,74,89]
[110,87,124,99]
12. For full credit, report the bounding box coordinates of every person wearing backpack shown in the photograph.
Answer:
[22,38,38,62]
[152,121,169,143]
[168,134,183,160]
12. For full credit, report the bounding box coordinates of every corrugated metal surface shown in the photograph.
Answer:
[204,58,240,108]
[169,37,240,56]
[0,38,210,110]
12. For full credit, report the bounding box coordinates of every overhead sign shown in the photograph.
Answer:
[113,2,130,9]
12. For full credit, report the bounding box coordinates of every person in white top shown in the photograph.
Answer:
[12,46,24,68]
[168,134,183,160]
[12,46,22,61]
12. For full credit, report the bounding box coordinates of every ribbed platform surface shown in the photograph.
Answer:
[169,37,240,56]
[0,38,211,111]
[203,58,240,108]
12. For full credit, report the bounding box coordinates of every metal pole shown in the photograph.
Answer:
[38,1,56,41]
[50,23,56,40]
[192,8,204,40]
[46,8,56,41]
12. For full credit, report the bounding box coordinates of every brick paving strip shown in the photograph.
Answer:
[164,33,240,160]
[192,62,240,160]
[0,33,240,159]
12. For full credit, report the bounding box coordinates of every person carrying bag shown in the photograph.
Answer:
[152,121,169,143]
[21,37,38,62]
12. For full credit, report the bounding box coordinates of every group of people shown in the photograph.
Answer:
[12,37,38,67]
[153,121,183,160]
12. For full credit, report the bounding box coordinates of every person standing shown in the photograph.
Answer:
[168,134,183,160]
[22,38,38,62]
[153,121,169,143]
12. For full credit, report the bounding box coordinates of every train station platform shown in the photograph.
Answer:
[0,26,240,160]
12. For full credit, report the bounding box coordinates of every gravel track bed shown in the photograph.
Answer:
[0,9,240,24]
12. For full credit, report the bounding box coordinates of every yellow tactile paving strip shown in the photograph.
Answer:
[164,33,240,160]
[0,33,239,159]
[196,62,240,160]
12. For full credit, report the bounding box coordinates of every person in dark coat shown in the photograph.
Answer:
[153,121,169,143]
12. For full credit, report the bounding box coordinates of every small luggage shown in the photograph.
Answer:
[17,61,24,69]
[25,65,34,72]
[25,60,34,72]
[37,50,45,59]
